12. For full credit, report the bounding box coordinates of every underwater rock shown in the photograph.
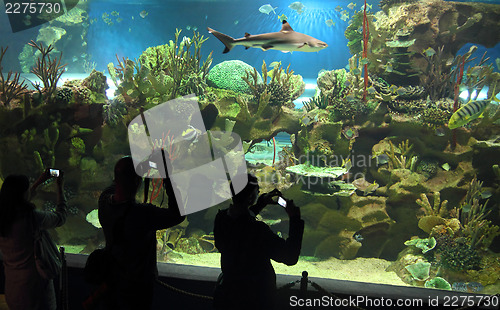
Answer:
[387,169,427,204]
[371,0,500,84]
[207,60,261,93]
[37,26,67,46]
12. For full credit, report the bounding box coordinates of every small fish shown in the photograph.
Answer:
[347,2,356,10]
[335,5,342,12]
[423,47,436,57]
[441,163,450,171]
[269,61,281,68]
[361,3,372,11]
[389,84,398,92]
[366,86,376,95]
[289,1,305,14]
[342,158,353,171]
[448,98,489,129]
[363,181,379,195]
[72,56,78,62]
[111,11,119,16]
[116,17,123,23]
[351,68,361,75]
[325,19,335,27]
[259,4,277,15]
[360,58,369,65]
[22,15,31,26]
[277,14,288,22]
[346,94,356,101]
[140,10,148,18]
[374,154,390,166]
[129,28,132,32]
[132,16,134,20]
[396,87,407,96]
[468,66,482,77]
[186,25,191,30]
[357,26,363,34]
[301,115,311,126]
[181,125,201,143]
[234,20,239,25]
[434,126,446,137]
[181,36,191,45]
[353,233,364,242]
[385,63,393,73]
[480,190,492,199]
[340,13,349,22]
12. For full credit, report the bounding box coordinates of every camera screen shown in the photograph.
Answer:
[278,196,287,208]
[50,169,59,177]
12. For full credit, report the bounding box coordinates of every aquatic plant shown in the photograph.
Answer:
[0,46,29,106]
[28,40,66,104]
[458,178,499,250]
[242,60,295,107]
[420,45,477,101]
[302,95,328,111]
[317,69,348,101]
[108,29,213,104]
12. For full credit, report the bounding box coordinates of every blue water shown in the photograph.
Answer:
[86,0,374,79]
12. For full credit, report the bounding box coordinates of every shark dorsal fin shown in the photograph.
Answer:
[280,20,294,32]
[244,32,251,38]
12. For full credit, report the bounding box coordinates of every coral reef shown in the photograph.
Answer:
[207,60,261,93]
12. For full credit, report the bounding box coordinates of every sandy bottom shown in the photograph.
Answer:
[66,244,407,287]
[168,252,408,287]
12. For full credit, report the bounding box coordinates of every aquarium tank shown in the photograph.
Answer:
[1,0,500,298]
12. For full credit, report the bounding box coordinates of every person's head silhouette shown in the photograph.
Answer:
[231,173,259,207]
[0,175,32,236]
[114,156,142,195]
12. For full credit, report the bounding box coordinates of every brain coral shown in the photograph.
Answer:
[207,60,262,93]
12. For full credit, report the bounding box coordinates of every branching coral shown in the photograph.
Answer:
[419,45,476,100]
[0,46,28,106]
[384,139,418,170]
[416,192,449,218]
[28,40,66,104]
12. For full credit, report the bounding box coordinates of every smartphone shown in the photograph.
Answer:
[278,196,287,208]
[49,169,59,177]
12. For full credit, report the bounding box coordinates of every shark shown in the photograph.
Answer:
[207,20,328,53]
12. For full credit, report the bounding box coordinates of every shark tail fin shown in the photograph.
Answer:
[207,27,235,54]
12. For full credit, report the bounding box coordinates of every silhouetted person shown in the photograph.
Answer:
[0,171,66,310]
[213,174,304,310]
[98,156,185,309]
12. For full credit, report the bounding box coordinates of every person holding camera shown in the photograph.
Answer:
[0,170,66,310]
[213,173,304,310]
[97,156,185,309]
